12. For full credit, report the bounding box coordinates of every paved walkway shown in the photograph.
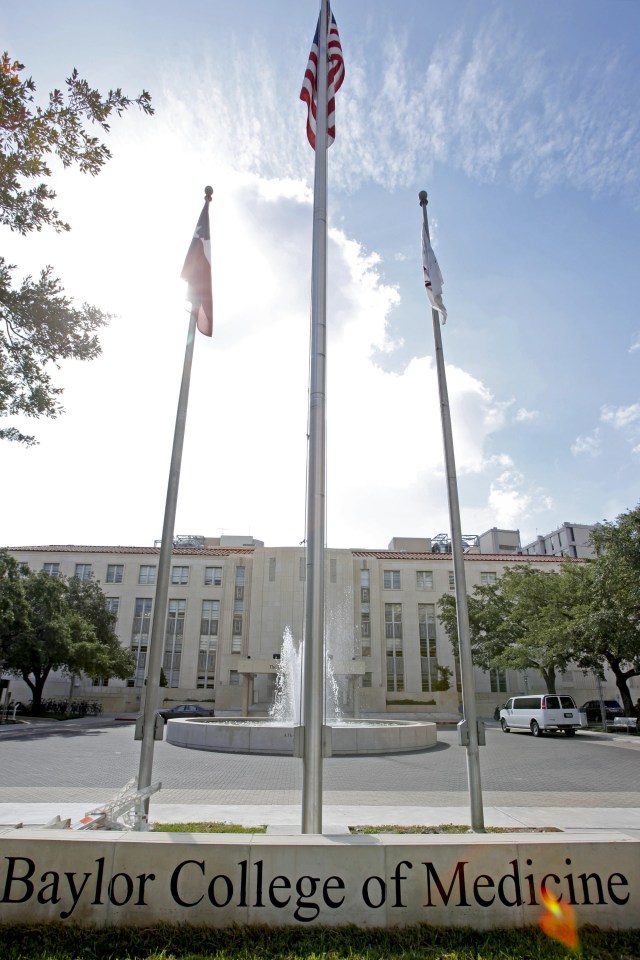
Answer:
[2,715,639,836]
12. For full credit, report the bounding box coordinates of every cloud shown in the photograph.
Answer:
[119,9,640,210]
[333,15,640,204]
[514,407,539,423]
[600,403,640,429]
[3,29,582,552]
[629,335,640,354]
[486,468,553,531]
[571,430,602,457]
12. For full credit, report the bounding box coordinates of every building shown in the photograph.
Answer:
[7,528,633,718]
[521,522,599,559]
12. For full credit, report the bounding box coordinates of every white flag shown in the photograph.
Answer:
[422,224,447,323]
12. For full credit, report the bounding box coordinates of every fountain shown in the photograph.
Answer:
[165,626,437,755]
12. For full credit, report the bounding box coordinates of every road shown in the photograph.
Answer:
[2,720,639,820]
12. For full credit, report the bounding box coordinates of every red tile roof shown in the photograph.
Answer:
[351,550,585,562]
[7,545,255,556]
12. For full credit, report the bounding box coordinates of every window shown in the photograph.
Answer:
[232,565,245,645]
[164,599,186,688]
[197,638,217,689]
[385,603,403,692]
[416,571,433,590]
[75,563,92,581]
[139,565,156,585]
[449,573,455,590]
[171,565,189,585]
[383,570,401,590]
[92,677,109,686]
[490,668,507,693]
[229,670,240,685]
[481,571,497,586]
[200,599,219,636]
[268,558,276,582]
[106,597,120,619]
[106,564,123,584]
[330,558,337,583]
[199,600,219,689]
[360,567,371,655]
[43,562,60,577]
[360,569,370,603]
[130,598,152,687]
[362,672,372,688]
[454,656,462,692]
[204,566,222,586]
[418,603,439,692]
[360,606,371,656]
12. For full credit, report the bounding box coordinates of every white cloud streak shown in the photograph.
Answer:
[571,431,602,457]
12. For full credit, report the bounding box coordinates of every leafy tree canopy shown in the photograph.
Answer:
[566,505,640,714]
[0,53,153,444]
[0,550,135,712]
[438,564,578,694]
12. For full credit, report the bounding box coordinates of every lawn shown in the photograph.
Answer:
[2,923,640,960]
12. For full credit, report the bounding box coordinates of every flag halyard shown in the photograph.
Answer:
[181,194,213,336]
[300,3,344,149]
[422,224,447,323]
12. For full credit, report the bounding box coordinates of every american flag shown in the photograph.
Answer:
[300,3,345,150]
[181,192,213,336]
[422,224,447,323]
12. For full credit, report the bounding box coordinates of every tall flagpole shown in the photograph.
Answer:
[302,0,330,835]
[136,187,213,827]
[419,190,485,833]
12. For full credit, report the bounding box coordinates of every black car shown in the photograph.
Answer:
[580,700,623,723]
[157,703,214,723]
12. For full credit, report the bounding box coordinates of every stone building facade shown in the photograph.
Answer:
[5,530,633,717]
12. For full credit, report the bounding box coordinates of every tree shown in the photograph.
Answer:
[1,52,153,444]
[0,551,135,713]
[565,506,640,716]
[0,550,29,664]
[437,565,577,694]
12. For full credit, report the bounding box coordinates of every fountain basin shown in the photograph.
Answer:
[165,717,437,755]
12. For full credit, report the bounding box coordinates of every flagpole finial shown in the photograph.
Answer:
[204,185,213,201]
[418,190,428,206]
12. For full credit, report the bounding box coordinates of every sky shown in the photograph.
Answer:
[2,0,639,552]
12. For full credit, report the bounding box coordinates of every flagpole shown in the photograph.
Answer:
[419,190,485,833]
[136,188,212,827]
[302,0,329,835]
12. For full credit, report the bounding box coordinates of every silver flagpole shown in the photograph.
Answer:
[419,190,485,833]
[302,0,329,835]
[136,293,201,828]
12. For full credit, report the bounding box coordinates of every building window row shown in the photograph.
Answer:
[384,570,436,591]
[42,561,229,588]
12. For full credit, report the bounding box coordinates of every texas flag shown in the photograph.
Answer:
[181,191,213,336]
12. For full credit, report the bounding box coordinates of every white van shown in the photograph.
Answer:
[499,694,581,737]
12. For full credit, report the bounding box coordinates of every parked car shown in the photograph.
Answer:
[157,703,214,723]
[499,694,581,737]
[580,700,624,723]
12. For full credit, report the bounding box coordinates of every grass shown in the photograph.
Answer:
[349,823,561,834]
[152,822,559,835]
[152,821,266,834]
[1,923,639,959]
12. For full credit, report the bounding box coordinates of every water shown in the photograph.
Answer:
[269,627,302,723]
[269,626,345,724]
